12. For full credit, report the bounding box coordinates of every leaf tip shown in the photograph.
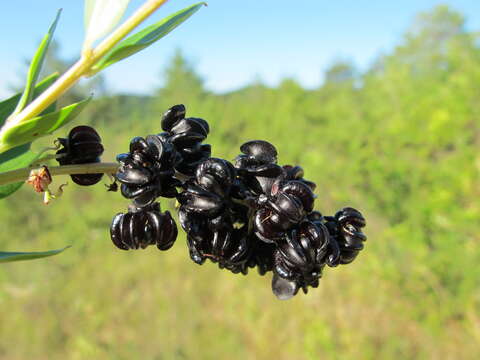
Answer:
[54,8,63,22]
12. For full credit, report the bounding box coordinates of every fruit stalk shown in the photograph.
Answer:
[0,162,119,186]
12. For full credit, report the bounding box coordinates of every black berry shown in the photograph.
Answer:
[56,125,104,186]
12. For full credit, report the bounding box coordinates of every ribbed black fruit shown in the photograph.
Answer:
[272,221,331,298]
[324,207,367,264]
[110,203,177,251]
[254,180,315,243]
[56,125,104,186]
[116,135,180,207]
[161,104,211,176]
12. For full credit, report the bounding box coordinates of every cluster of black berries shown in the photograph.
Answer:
[105,104,368,300]
[109,104,212,252]
[54,106,367,299]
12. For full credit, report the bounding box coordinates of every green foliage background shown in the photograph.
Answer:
[0,6,479,359]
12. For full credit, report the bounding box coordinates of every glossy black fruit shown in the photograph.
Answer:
[272,221,331,297]
[235,140,283,196]
[324,207,367,264]
[56,125,104,186]
[161,104,211,176]
[110,203,177,251]
[254,180,315,243]
[282,165,316,191]
[116,135,180,207]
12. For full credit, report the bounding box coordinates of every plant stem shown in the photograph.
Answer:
[32,154,60,164]
[3,0,169,129]
[0,162,119,186]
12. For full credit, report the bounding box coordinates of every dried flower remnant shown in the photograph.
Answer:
[27,166,52,193]
[26,166,67,204]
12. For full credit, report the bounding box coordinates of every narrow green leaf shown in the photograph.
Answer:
[13,9,61,115]
[0,246,70,263]
[0,73,59,128]
[0,97,91,151]
[0,144,40,198]
[90,2,206,74]
[0,74,59,198]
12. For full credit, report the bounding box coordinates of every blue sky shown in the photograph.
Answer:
[1,0,479,98]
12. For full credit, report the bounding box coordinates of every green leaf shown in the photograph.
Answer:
[84,0,130,51]
[90,2,206,74]
[0,246,70,263]
[0,73,59,128]
[13,9,61,115]
[0,74,59,198]
[0,97,91,152]
[0,144,41,198]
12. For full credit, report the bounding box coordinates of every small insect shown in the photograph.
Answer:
[105,181,118,192]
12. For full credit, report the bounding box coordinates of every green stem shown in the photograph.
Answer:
[0,162,119,186]
[33,154,61,164]
[2,0,169,129]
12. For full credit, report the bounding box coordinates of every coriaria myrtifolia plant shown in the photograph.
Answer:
[107,104,368,300]
[0,0,366,300]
